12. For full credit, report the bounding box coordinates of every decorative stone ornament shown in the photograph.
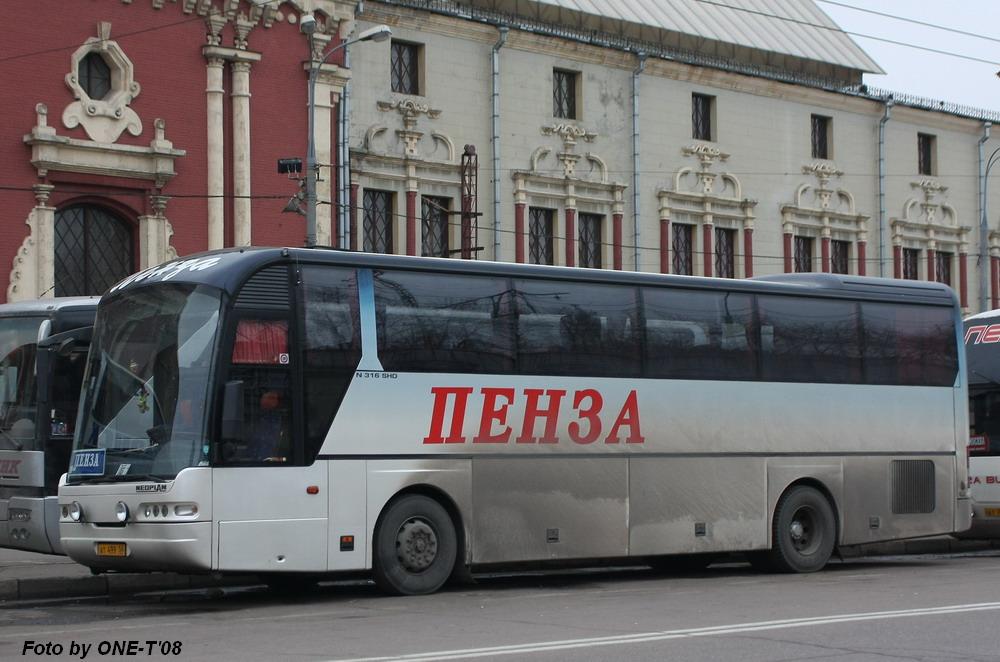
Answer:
[376,99,445,159]
[62,23,142,143]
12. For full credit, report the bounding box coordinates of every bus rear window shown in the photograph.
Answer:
[232,320,289,365]
[862,303,957,387]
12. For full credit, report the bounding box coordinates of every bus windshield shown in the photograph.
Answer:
[68,284,222,483]
[0,317,42,451]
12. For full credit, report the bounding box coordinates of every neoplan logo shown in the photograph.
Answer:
[135,484,167,493]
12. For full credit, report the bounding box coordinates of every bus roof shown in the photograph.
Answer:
[965,309,1000,323]
[0,296,99,318]
[106,247,959,307]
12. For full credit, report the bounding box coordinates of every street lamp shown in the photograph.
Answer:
[301,18,391,248]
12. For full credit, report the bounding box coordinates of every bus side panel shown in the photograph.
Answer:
[629,457,768,556]
[328,460,367,571]
[470,457,627,564]
[840,456,956,544]
[365,459,472,570]
[213,464,328,572]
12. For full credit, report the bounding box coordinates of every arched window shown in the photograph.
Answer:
[55,205,134,296]
[78,52,111,100]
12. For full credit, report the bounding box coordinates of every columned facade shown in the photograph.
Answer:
[779,163,869,276]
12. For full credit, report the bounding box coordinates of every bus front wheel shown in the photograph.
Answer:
[766,485,836,573]
[373,495,458,596]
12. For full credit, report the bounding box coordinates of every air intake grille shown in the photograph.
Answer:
[892,460,935,514]
[235,266,289,310]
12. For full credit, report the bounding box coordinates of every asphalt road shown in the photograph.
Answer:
[2,553,1000,661]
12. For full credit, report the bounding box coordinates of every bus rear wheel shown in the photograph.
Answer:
[766,485,836,573]
[373,495,457,596]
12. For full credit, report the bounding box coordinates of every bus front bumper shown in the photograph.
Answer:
[59,521,212,572]
[955,500,1000,539]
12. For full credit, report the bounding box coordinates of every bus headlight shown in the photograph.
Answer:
[115,501,130,523]
[68,501,83,522]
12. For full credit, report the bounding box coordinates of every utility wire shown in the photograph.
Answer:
[0,0,288,65]
[690,0,1000,67]
[0,183,952,264]
[816,0,1000,45]
[3,0,1000,72]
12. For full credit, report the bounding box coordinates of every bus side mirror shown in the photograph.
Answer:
[221,380,245,443]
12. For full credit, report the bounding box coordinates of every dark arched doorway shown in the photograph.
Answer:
[54,204,134,296]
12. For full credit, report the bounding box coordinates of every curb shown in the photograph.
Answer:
[0,572,260,602]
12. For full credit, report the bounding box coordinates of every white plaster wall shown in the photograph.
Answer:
[349,4,1000,313]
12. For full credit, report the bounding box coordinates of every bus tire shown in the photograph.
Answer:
[767,485,836,573]
[373,495,457,596]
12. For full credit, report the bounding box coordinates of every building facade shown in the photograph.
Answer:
[4,0,1000,313]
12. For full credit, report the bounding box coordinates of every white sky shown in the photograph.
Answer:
[276,2,998,113]
[817,0,1000,111]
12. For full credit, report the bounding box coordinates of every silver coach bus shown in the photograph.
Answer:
[59,248,970,594]
[0,297,96,553]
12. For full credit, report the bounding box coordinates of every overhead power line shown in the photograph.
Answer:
[0,0,288,65]
[690,0,1000,67]
[816,0,1000,46]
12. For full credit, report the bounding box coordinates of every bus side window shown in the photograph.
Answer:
[643,288,755,380]
[758,295,862,384]
[300,266,362,461]
[514,279,641,378]
[862,303,957,386]
[374,270,515,374]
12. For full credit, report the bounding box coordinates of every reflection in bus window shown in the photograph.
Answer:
[375,270,515,374]
[514,279,640,377]
[759,296,862,384]
[301,267,361,458]
[0,318,41,448]
[643,289,754,380]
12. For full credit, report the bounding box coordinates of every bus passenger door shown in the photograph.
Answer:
[212,269,328,572]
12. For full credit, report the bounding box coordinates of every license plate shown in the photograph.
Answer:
[984,508,1000,518]
[96,542,127,557]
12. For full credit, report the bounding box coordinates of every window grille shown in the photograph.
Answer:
[715,227,735,278]
[936,251,952,286]
[903,248,920,280]
[528,207,554,265]
[692,93,713,140]
[578,213,602,269]
[918,133,935,175]
[391,41,420,95]
[831,240,849,274]
[553,69,577,119]
[794,236,813,273]
[363,190,393,254]
[811,115,830,159]
[421,196,450,258]
[54,205,133,296]
[672,224,693,275]
[79,52,111,100]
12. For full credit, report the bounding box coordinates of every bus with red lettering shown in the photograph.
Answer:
[0,297,96,553]
[58,248,970,594]
[961,310,1000,537]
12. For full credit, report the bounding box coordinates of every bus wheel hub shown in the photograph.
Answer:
[397,519,437,572]
[789,520,805,541]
